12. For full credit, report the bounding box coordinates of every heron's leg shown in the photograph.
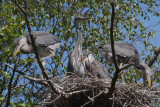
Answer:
[40,49,55,71]
[119,63,126,84]
[32,58,46,67]
[41,49,55,60]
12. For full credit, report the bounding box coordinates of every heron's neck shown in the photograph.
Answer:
[73,22,82,55]
[74,22,80,30]
[138,63,152,75]
[21,44,33,54]
[74,22,81,39]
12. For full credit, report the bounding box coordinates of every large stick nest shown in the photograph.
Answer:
[38,74,159,107]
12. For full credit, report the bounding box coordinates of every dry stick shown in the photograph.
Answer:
[81,91,104,107]
[119,64,133,71]
[11,82,30,90]
[148,46,160,67]
[7,65,63,95]
[14,0,58,93]
[43,94,62,104]
[11,73,20,88]
[5,63,48,86]
[0,59,8,94]
[5,59,19,107]
[107,1,120,97]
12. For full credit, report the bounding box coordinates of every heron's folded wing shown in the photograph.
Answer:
[103,43,137,57]
[93,60,112,79]
[26,31,60,46]
[35,35,60,46]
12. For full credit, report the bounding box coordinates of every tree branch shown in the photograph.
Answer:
[0,0,2,13]
[148,46,160,67]
[119,64,133,71]
[11,83,30,90]
[14,0,58,93]
[5,59,19,107]
[0,59,8,94]
[5,63,48,85]
[107,0,120,97]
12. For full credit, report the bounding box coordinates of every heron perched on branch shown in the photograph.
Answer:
[98,42,152,89]
[67,16,90,77]
[14,31,61,60]
[81,50,112,81]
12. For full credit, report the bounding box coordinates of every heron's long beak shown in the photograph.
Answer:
[146,74,152,90]
[80,57,88,62]
[13,44,23,58]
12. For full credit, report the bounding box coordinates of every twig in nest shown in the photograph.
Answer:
[81,91,104,107]
[43,94,62,104]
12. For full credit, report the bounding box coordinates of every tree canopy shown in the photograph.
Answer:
[0,0,160,106]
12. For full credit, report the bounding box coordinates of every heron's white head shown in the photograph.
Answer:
[74,16,90,28]
[13,37,27,58]
[81,54,95,64]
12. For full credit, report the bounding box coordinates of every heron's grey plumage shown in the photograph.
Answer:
[98,42,138,64]
[82,51,112,81]
[26,31,60,46]
[68,16,89,77]
[14,31,61,59]
[98,42,153,88]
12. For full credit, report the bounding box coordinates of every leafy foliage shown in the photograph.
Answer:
[0,0,159,106]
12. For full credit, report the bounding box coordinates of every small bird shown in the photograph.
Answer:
[14,31,61,60]
[98,42,153,89]
[81,50,112,81]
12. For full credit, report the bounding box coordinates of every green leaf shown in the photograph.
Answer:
[21,20,25,25]
[16,103,25,107]
[0,95,4,101]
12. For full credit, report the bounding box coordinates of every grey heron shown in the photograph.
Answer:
[14,31,61,60]
[67,16,89,77]
[98,42,152,89]
[81,50,112,81]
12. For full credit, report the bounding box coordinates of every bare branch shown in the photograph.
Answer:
[5,63,48,86]
[43,94,62,104]
[11,82,30,90]
[107,1,120,96]
[5,59,19,107]
[0,0,2,11]
[11,73,20,88]
[119,64,133,71]
[148,46,160,67]
[81,91,104,107]
[0,59,9,94]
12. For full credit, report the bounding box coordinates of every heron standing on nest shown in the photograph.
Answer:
[14,31,61,63]
[67,16,90,77]
[81,50,112,81]
[98,42,152,89]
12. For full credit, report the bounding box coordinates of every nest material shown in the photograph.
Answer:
[40,74,160,107]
